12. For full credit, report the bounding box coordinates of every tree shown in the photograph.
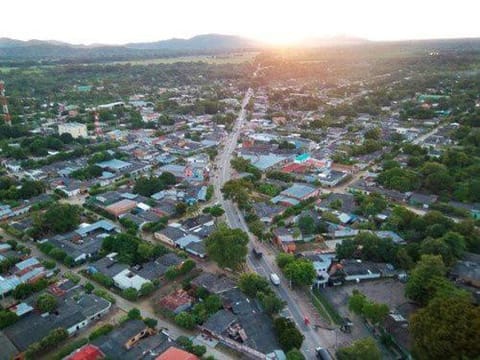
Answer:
[0,310,19,329]
[286,348,305,360]
[36,293,58,313]
[273,317,304,352]
[84,282,95,293]
[139,282,155,296]
[284,259,316,287]
[41,203,81,234]
[411,296,480,360]
[335,239,357,259]
[122,288,139,301]
[144,318,158,328]
[238,273,270,297]
[336,338,381,360]
[348,290,367,314]
[175,311,197,329]
[204,295,222,315]
[405,255,450,305]
[208,205,225,217]
[362,301,389,325]
[298,216,315,235]
[276,253,295,269]
[206,224,248,269]
[127,308,142,320]
[258,291,285,315]
[175,202,187,217]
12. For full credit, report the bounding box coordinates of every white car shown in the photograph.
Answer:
[270,273,280,286]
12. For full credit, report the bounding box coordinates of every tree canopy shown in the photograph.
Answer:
[205,223,249,269]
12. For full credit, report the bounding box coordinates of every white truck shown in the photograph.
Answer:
[270,273,280,286]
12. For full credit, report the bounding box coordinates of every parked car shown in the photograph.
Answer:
[315,347,333,360]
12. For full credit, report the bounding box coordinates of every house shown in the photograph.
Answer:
[92,319,172,359]
[65,344,105,360]
[317,170,348,187]
[175,234,202,250]
[302,253,335,287]
[105,199,137,218]
[329,260,396,284]
[185,240,207,258]
[156,347,199,360]
[180,214,214,232]
[252,202,284,224]
[113,269,151,291]
[408,192,438,209]
[383,302,419,359]
[3,284,111,359]
[158,289,194,314]
[154,226,187,246]
[317,193,358,214]
[272,227,297,253]
[279,183,319,201]
[450,253,480,289]
[191,272,236,295]
[134,253,183,281]
[88,256,129,279]
[201,288,280,356]
[448,201,480,220]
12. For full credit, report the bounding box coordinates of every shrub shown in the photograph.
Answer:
[122,287,139,301]
[88,324,114,341]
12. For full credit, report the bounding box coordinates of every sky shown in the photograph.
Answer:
[2,0,479,45]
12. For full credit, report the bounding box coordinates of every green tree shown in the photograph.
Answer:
[405,255,448,305]
[84,282,95,293]
[284,259,316,287]
[127,308,142,320]
[144,318,158,328]
[175,311,197,329]
[204,295,222,315]
[298,216,316,235]
[273,317,304,352]
[348,290,367,314]
[41,203,81,234]
[258,291,285,315]
[208,205,225,217]
[286,348,305,360]
[362,301,389,325]
[122,287,139,301]
[336,337,381,360]
[0,310,19,329]
[36,293,58,313]
[411,296,480,360]
[238,273,270,297]
[276,253,295,269]
[205,224,249,269]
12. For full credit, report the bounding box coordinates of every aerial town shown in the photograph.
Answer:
[0,14,480,360]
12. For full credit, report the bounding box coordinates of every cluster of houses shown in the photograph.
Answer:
[154,214,215,259]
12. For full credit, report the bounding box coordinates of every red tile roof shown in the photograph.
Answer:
[156,346,199,360]
[66,344,105,360]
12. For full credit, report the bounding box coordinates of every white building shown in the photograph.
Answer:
[58,122,88,138]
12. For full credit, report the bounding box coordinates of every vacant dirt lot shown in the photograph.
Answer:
[323,279,408,316]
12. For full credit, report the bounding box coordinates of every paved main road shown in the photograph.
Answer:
[212,88,334,359]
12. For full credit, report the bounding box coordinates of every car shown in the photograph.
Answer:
[315,347,333,360]
[270,273,280,286]
[252,248,263,258]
